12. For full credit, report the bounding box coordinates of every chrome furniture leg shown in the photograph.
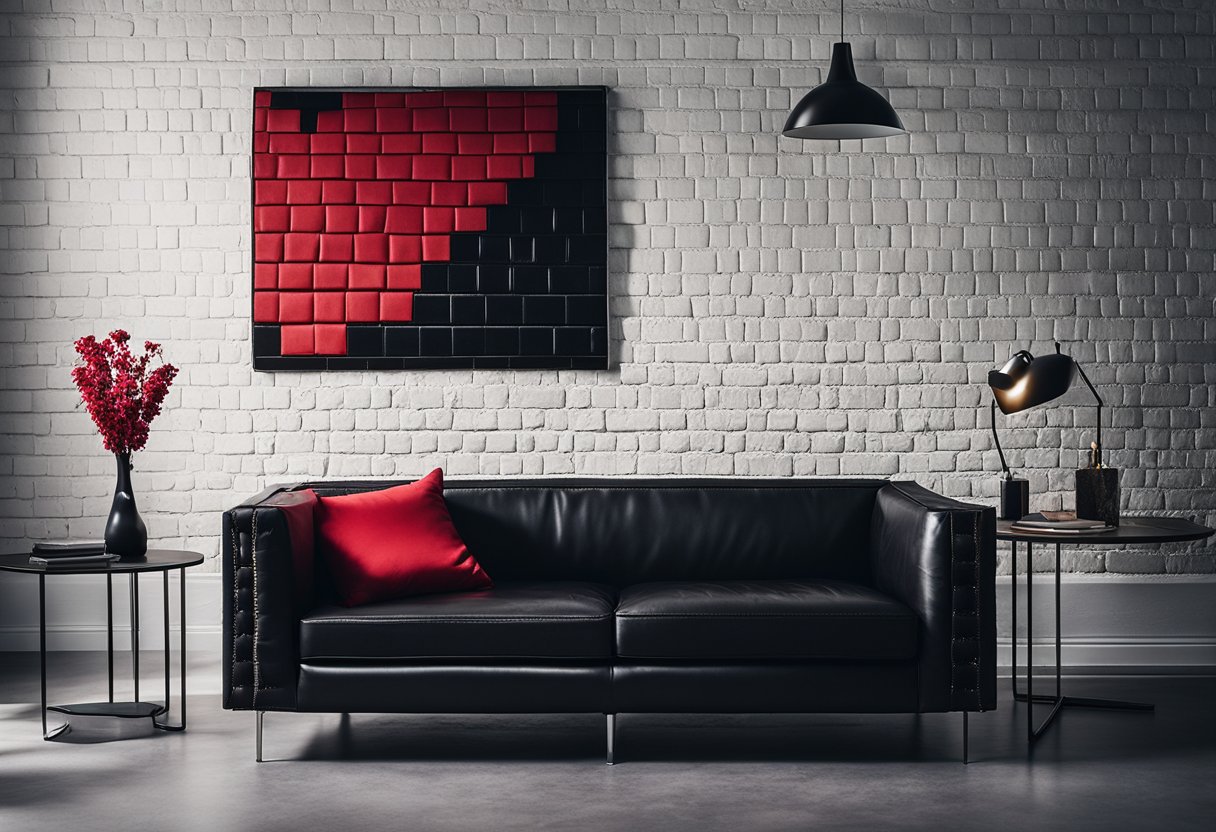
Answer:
[605,713,615,765]
[256,711,264,762]
[962,712,969,764]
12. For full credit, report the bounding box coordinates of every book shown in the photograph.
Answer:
[30,552,119,568]
[1011,513,1114,534]
[32,540,106,557]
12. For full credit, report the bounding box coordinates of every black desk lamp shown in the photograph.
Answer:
[988,342,1116,523]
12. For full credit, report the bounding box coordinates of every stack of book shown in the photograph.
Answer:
[29,541,118,568]
[1010,512,1114,535]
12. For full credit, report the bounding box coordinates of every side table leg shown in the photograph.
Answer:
[39,574,47,738]
[1010,540,1018,696]
[130,573,140,703]
[155,567,187,731]
[107,573,114,703]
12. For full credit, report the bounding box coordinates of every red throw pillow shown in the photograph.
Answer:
[315,468,491,606]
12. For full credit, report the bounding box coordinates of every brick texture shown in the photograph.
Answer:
[0,1,1212,575]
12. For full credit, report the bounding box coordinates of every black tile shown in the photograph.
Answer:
[511,356,571,369]
[519,327,555,356]
[571,356,608,370]
[366,357,406,370]
[557,104,581,132]
[479,235,510,261]
[591,326,607,356]
[253,325,281,357]
[544,180,585,207]
[486,295,524,325]
[521,208,555,234]
[512,266,548,293]
[534,235,567,264]
[484,327,520,356]
[589,266,607,293]
[254,356,324,371]
[550,266,590,294]
[558,131,605,154]
[451,295,486,324]
[477,265,511,293]
[583,207,607,233]
[568,234,606,265]
[508,179,542,205]
[452,327,485,356]
[385,326,419,356]
[485,205,520,234]
[567,295,605,326]
[524,295,566,325]
[554,209,583,234]
[449,235,479,262]
[510,236,535,263]
[582,179,606,206]
[420,264,448,292]
[579,105,606,131]
[555,326,592,356]
[269,91,342,111]
[412,294,452,324]
[347,325,384,357]
[326,357,370,370]
[449,265,478,293]
[419,327,453,356]
[473,357,511,369]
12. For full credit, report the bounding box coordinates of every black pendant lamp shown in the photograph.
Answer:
[782,0,906,140]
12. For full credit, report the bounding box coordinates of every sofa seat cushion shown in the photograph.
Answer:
[614,580,918,661]
[300,581,616,660]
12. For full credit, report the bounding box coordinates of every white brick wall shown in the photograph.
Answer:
[0,0,1212,575]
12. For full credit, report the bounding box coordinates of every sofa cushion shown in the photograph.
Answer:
[614,580,918,661]
[300,581,616,660]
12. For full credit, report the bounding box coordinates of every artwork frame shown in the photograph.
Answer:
[250,85,609,371]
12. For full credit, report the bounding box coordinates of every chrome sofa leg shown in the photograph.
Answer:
[962,712,969,764]
[256,711,264,763]
[605,713,616,765]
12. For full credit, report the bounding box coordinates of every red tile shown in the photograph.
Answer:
[358,205,387,233]
[451,155,487,180]
[326,205,358,233]
[432,182,469,206]
[387,264,422,290]
[374,93,404,107]
[345,292,379,323]
[345,155,376,179]
[252,154,276,179]
[385,205,423,234]
[344,108,375,132]
[253,291,279,323]
[316,111,344,132]
[412,155,452,181]
[254,91,271,107]
[488,107,523,132]
[444,91,486,107]
[380,292,414,322]
[405,92,443,108]
[448,108,488,132]
[279,292,314,323]
[314,324,346,355]
[467,181,507,205]
[349,263,386,290]
[254,132,270,153]
[278,263,313,290]
[267,109,300,133]
[284,233,320,262]
[529,132,556,153]
[314,263,348,290]
[522,156,534,177]
[524,91,557,106]
[291,206,325,232]
[254,263,277,289]
[388,235,422,263]
[487,92,523,107]
[322,180,355,204]
[392,181,430,205]
[268,134,308,154]
[314,292,345,322]
[413,108,449,132]
[455,206,487,232]
[254,233,283,262]
[255,205,290,232]
[457,133,494,154]
[375,155,411,180]
[422,133,458,154]
[277,155,310,179]
[288,180,323,204]
[422,235,450,261]
[343,92,375,109]
[382,134,422,154]
[256,180,288,205]
[356,181,393,205]
[354,234,389,264]
[493,133,529,154]
[254,109,267,131]
[310,155,345,179]
[423,207,455,234]
[487,154,522,179]
[319,234,354,263]
[376,108,410,132]
[280,325,315,355]
[524,107,558,131]
[346,133,380,154]
[310,133,345,153]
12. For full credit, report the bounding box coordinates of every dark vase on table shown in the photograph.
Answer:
[105,452,147,561]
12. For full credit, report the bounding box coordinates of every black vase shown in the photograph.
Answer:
[105,452,147,561]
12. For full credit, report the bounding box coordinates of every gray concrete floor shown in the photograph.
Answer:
[1,652,1213,832]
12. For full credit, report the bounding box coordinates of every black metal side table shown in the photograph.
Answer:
[0,549,203,740]
[998,517,1213,742]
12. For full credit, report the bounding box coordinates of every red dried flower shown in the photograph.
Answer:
[71,329,179,454]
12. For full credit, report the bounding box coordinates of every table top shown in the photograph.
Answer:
[997,516,1214,545]
[0,549,204,575]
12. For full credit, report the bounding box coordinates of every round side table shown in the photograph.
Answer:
[0,549,204,740]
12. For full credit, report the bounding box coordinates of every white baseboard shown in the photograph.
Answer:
[1,572,1213,671]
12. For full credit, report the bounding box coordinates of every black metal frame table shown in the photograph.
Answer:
[0,549,203,740]
[999,517,1213,742]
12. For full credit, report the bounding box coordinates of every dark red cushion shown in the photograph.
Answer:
[315,469,491,607]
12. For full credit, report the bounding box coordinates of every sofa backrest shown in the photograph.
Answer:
[308,478,886,587]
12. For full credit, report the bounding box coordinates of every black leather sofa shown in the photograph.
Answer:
[223,478,996,762]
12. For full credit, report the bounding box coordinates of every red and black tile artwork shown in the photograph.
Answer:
[251,86,608,371]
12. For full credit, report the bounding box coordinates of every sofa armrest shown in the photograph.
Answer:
[870,482,996,714]
[222,486,318,712]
